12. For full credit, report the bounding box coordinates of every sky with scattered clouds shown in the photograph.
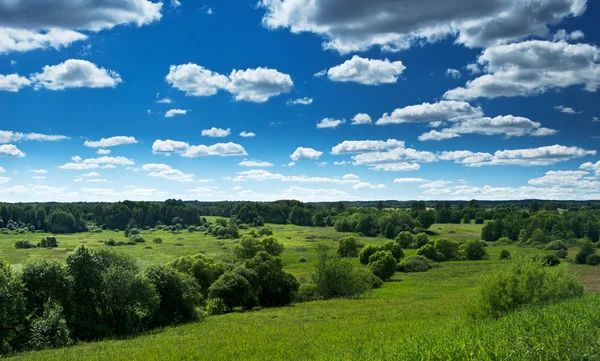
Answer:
[1,0,600,202]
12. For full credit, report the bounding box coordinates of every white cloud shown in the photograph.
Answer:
[233,169,361,185]
[553,29,585,42]
[259,0,584,53]
[0,28,88,55]
[376,101,483,125]
[331,139,405,155]
[317,118,345,129]
[419,115,557,141]
[0,177,11,184]
[202,127,231,137]
[239,160,274,167]
[31,169,48,174]
[440,145,596,167]
[102,164,116,169]
[580,161,600,175]
[152,139,247,157]
[170,0,182,8]
[83,172,100,177]
[0,144,25,157]
[465,63,481,75]
[71,155,82,162]
[240,131,256,137]
[351,113,372,125]
[31,59,122,90]
[593,117,599,123]
[96,149,111,155]
[352,182,385,190]
[371,163,420,172]
[60,156,134,170]
[60,163,100,170]
[287,162,295,167]
[0,73,31,92]
[333,161,347,165]
[316,161,327,167]
[290,147,323,161]
[157,97,173,104]
[444,41,600,100]
[0,166,5,173]
[146,166,194,182]
[446,69,461,79]
[528,170,597,188]
[0,130,70,143]
[554,105,581,114]
[287,97,313,105]
[84,136,138,148]
[394,178,427,183]
[419,180,452,188]
[165,109,187,118]
[325,56,405,85]
[167,64,293,102]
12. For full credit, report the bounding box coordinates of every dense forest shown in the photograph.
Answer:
[2,199,600,245]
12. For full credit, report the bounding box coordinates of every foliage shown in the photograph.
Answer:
[38,236,58,248]
[336,236,359,258]
[470,257,584,318]
[416,244,443,262]
[260,236,284,256]
[575,239,596,264]
[15,240,34,249]
[243,252,299,307]
[28,303,70,350]
[411,233,429,249]
[367,251,397,281]
[434,238,459,261]
[545,240,567,251]
[586,254,600,266]
[384,222,395,239]
[208,268,257,312]
[381,241,404,261]
[0,259,25,354]
[358,245,380,265]
[21,260,71,317]
[555,249,568,259]
[167,254,226,294]
[499,250,512,260]
[463,240,488,260]
[398,255,434,273]
[395,231,413,248]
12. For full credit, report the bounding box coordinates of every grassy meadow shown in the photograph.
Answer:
[3,222,599,360]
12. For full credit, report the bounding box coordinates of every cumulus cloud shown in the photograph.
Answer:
[446,69,461,79]
[60,156,135,170]
[317,118,345,129]
[352,182,385,190]
[419,180,452,188]
[444,41,600,100]
[84,136,138,148]
[259,0,585,53]
[553,29,585,42]
[202,127,231,137]
[30,59,122,90]
[580,161,600,175]
[325,56,406,85]
[0,166,5,173]
[239,160,274,167]
[83,172,100,177]
[554,105,581,114]
[0,130,70,143]
[96,149,111,155]
[156,97,173,104]
[233,169,362,185]
[0,0,162,54]
[0,73,31,91]
[152,139,247,157]
[287,97,313,105]
[240,131,256,137]
[290,147,323,161]
[440,145,595,167]
[165,109,187,118]
[376,101,483,125]
[139,163,195,182]
[394,178,427,183]
[166,64,293,102]
[0,176,11,184]
[331,139,435,167]
[371,163,420,172]
[0,144,25,157]
[331,139,405,155]
[528,170,597,187]
[31,169,48,174]
[351,113,372,125]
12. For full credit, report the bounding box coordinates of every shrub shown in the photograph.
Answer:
[475,217,485,224]
[499,250,511,260]
[38,236,58,248]
[575,239,596,264]
[411,233,429,249]
[143,265,201,327]
[105,239,116,246]
[297,256,307,263]
[470,257,584,318]
[208,268,257,312]
[398,255,434,273]
[21,260,71,317]
[337,236,359,258]
[153,238,163,244]
[384,222,395,239]
[586,254,600,266]
[294,283,320,302]
[358,245,380,265]
[205,297,227,315]
[28,303,71,350]
[130,235,145,243]
[260,236,284,256]
[244,252,299,307]
[381,241,404,261]
[546,240,568,251]
[540,254,561,267]
[434,238,459,261]
[168,254,226,295]
[464,240,488,261]
[368,251,397,281]
[395,231,414,248]
[15,239,34,249]
[556,249,568,259]
[187,226,196,233]
[416,244,443,262]
[257,227,273,237]
[496,237,512,245]
[0,260,26,354]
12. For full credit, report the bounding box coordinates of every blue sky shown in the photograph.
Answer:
[1,0,600,202]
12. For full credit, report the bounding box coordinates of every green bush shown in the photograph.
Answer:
[130,235,145,243]
[15,239,34,249]
[0,259,26,354]
[244,252,299,307]
[555,249,568,259]
[153,238,163,244]
[336,236,359,258]
[168,254,226,295]
[463,240,488,260]
[294,283,320,302]
[540,254,560,267]
[28,303,71,350]
[545,240,568,251]
[358,245,380,265]
[416,244,443,262]
[434,238,459,261]
[411,233,429,249]
[38,236,58,248]
[586,254,600,266]
[381,241,404,261]
[208,268,257,312]
[499,250,511,260]
[470,257,584,318]
[575,239,596,264]
[205,297,227,315]
[398,255,434,273]
[368,251,397,281]
[297,256,307,263]
[395,231,414,248]
[257,227,273,237]
[21,260,71,317]
[260,236,284,256]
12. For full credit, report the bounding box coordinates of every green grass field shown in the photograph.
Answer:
[3,223,599,360]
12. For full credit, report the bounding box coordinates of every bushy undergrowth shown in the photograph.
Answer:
[470,257,584,318]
